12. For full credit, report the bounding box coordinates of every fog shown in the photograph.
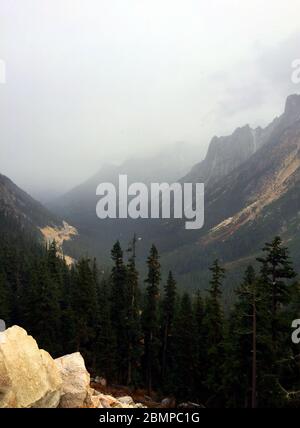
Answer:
[0,0,300,199]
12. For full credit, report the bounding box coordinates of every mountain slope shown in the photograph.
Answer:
[0,174,78,263]
[160,94,300,292]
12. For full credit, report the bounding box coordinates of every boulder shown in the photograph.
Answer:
[161,397,176,408]
[0,326,62,408]
[118,396,135,406]
[95,376,107,387]
[55,352,91,408]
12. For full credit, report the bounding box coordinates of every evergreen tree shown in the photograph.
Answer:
[173,293,197,400]
[125,235,142,386]
[194,290,206,401]
[26,259,61,356]
[257,237,297,407]
[257,237,296,343]
[72,258,98,366]
[161,271,177,389]
[143,245,161,395]
[203,259,225,405]
[223,266,258,408]
[110,241,128,383]
[95,279,116,381]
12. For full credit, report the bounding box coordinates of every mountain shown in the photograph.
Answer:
[48,142,200,261]
[0,174,78,263]
[159,94,300,293]
[48,94,300,292]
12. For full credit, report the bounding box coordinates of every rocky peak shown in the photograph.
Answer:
[183,94,300,188]
[284,94,300,119]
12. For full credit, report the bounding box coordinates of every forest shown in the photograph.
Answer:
[0,213,300,408]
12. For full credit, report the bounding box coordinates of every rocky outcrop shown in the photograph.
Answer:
[0,326,145,408]
[55,353,91,408]
[0,326,62,408]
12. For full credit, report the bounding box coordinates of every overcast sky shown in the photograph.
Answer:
[0,0,300,199]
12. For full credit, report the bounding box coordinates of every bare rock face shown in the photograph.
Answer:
[0,326,62,408]
[55,352,91,408]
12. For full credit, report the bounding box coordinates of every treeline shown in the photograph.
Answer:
[0,218,300,407]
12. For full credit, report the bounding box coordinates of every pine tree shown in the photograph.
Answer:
[125,235,142,386]
[194,290,206,401]
[257,237,297,407]
[143,245,161,395]
[223,266,259,408]
[25,259,61,356]
[72,258,98,366]
[173,293,197,400]
[257,237,296,343]
[161,271,177,388]
[203,259,225,404]
[95,279,116,382]
[110,241,128,383]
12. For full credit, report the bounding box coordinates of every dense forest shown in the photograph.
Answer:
[1,213,300,408]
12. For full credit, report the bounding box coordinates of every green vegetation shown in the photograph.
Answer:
[0,213,300,407]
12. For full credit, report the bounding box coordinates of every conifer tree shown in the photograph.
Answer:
[110,241,128,383]
[194,290,206,401]
[72,258,98,365]
[143,245,161,395]
[27,259,61,356]
[95,279,116,381]
[125,234,142,386]
[203,259,225,403]
[161,271,177,388]
[223,266,259,408]
[173,293,197,400]
[257,237,297,407]
[257,237,296,343]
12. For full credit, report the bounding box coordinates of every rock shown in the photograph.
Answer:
[161,397,176,408]
[118,396,135,406]
[178,401,204,408]
[134,403,145,408]
[55,352,90,408]
[0,326,62,408]
[95,376,107,387]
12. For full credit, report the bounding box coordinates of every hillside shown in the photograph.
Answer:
[0,174,78,264]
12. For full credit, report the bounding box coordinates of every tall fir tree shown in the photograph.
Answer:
[125,235,142,386]
[161,271,177,389]
[110,241,128,383]
[72,258,98,366]
[203,259,225,405]
[173,293,197,400]
[223,266,259,408]
[194,290,206,402]
[142,245,161,395]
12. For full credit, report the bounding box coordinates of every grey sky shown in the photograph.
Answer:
[0,0,300,199]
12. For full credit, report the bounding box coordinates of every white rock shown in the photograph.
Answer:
[95,376,107,387]
[55,352,90,408]
[0,326,62,408]
[118,396,135,406]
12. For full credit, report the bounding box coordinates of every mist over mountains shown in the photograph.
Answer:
[27,94,300,291]
[1,93,300,294]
